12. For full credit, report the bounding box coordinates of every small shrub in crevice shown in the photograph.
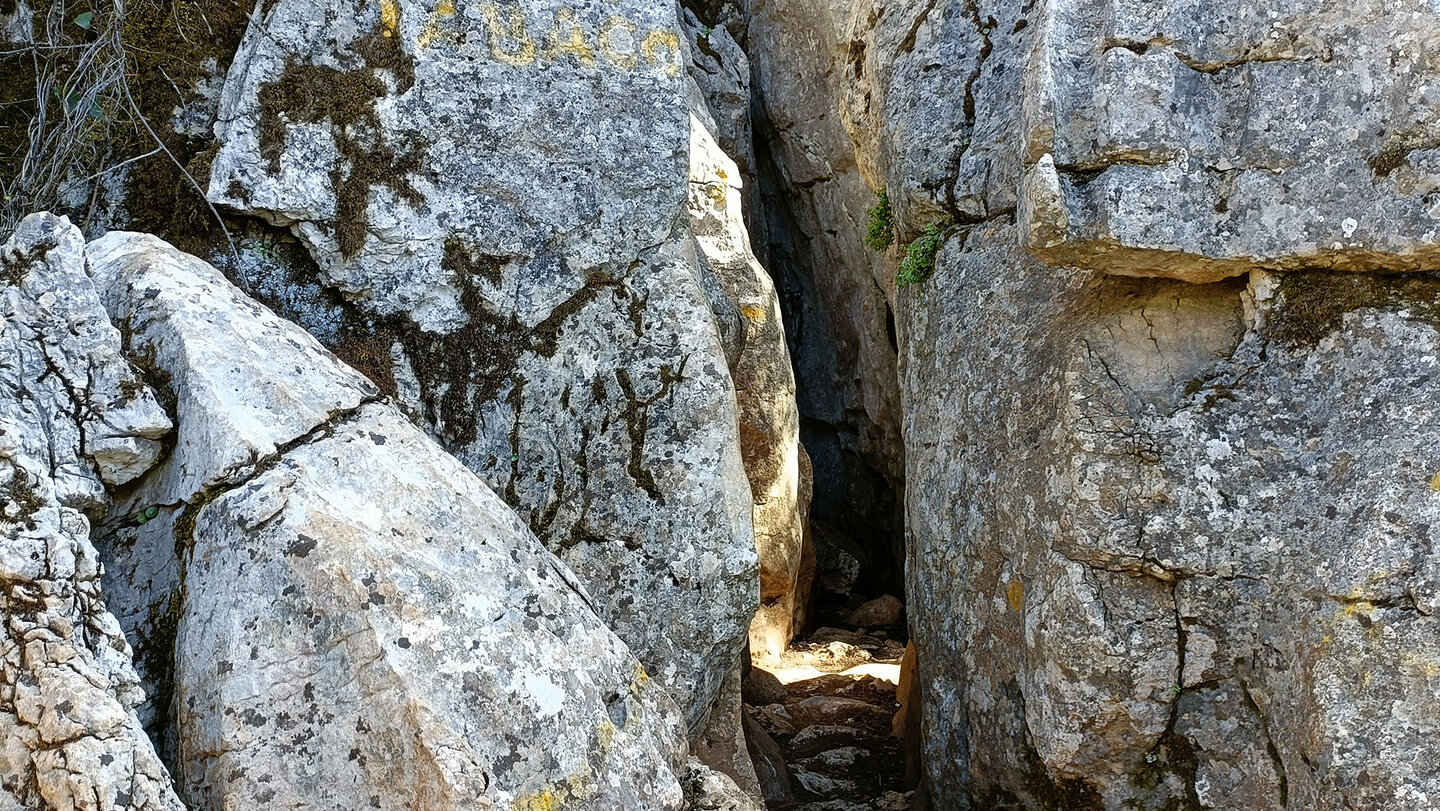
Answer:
[865,189,895,251]
[896,220,951,287]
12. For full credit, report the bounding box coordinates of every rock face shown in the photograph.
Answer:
[1017,0,1440,281]
[688,81,811,660]
[744,0,908,599]
[746,0,1440,806]
[86,229,381,754]
[0,214,181,809]
[207,0,770,727]
[81,232,698,809]
[905,223,1440,810]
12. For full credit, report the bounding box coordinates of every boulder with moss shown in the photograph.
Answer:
[206,0,772,730]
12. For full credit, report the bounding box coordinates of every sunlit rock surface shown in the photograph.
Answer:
[0,214,181,810]
[208,0,768,729]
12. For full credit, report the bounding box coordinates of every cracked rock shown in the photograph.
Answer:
[0,213,181,810]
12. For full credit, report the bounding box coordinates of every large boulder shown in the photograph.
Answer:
[207,0,762,727]
[85,232,695,809]
[86,229,380,753]
[748,0,1440,805]
[0,214,181,810]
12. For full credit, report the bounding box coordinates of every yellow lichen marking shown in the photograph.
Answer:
[598,15,638,69]
[482,2,537,66]
[547,7,595,66]
[640,29,681,77]
[1006,580,1024,612]
[417,0,456,49]
[740,305,767,322]
[514,790,559,811]
[380,0,401,37]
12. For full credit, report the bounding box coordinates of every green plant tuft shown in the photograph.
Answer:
[865,190,895,251]
[896,220,951,287]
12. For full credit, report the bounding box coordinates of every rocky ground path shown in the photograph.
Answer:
[744,597,916,810]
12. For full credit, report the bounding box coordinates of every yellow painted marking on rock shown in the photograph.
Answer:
[1006,580,1024,612]
[380,0,400,37]
[548,7,595,65]
[1430,471,1440,491]
[482,2,537,66]
[641,29,681,77]
[740,305,767,322]
[514,790,559,811]
[416,0,456,48]
[598,15,638,68]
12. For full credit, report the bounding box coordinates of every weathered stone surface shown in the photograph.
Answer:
[682,757,767,811]
[208,0,763,727]
[179,403,690,810]
[903,218,1440,809]
[844,594,902,628]
[692,659,764,805]
[785,1,1440,805]
[743,713,795,807]
[1017,0,1440,280]
[84,233,696,809]
[84,230,378,744]
[689,85,811,660]
[209,0,690,333]
[744,0,908,597]
[0,214,181,810]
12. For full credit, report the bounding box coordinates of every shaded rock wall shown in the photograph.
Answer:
[743,0,908,601]
[745,0,1440,807]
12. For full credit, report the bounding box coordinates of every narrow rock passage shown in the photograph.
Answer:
[744,596,915,810]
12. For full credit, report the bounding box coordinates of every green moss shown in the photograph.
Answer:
[896,220,951,287]
[121,0,252,249]
[330,334,398,399]
[865,190,895,251]
[2,461,45,530]
[172,489,220,557]
[1369,130,1440,178]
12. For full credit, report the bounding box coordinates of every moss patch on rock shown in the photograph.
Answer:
[256,25,423,257]
[1270,271,1440,347]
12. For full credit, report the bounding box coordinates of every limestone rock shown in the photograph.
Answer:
[742,666,788,707]
[691,658,764,805]
[745,0,907,597]
[844,594,903,628]
[681,758,766,811]
[0,214,181,810]
[84,233,696,809]
[743,714,795,807]
[760,0,1440,805]
[84,230,378,743]
[1016,0,1440,280]
[689,85,811,660]
[207,0,762,727]
[178,404,690,810]
[903,218,1440,809]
